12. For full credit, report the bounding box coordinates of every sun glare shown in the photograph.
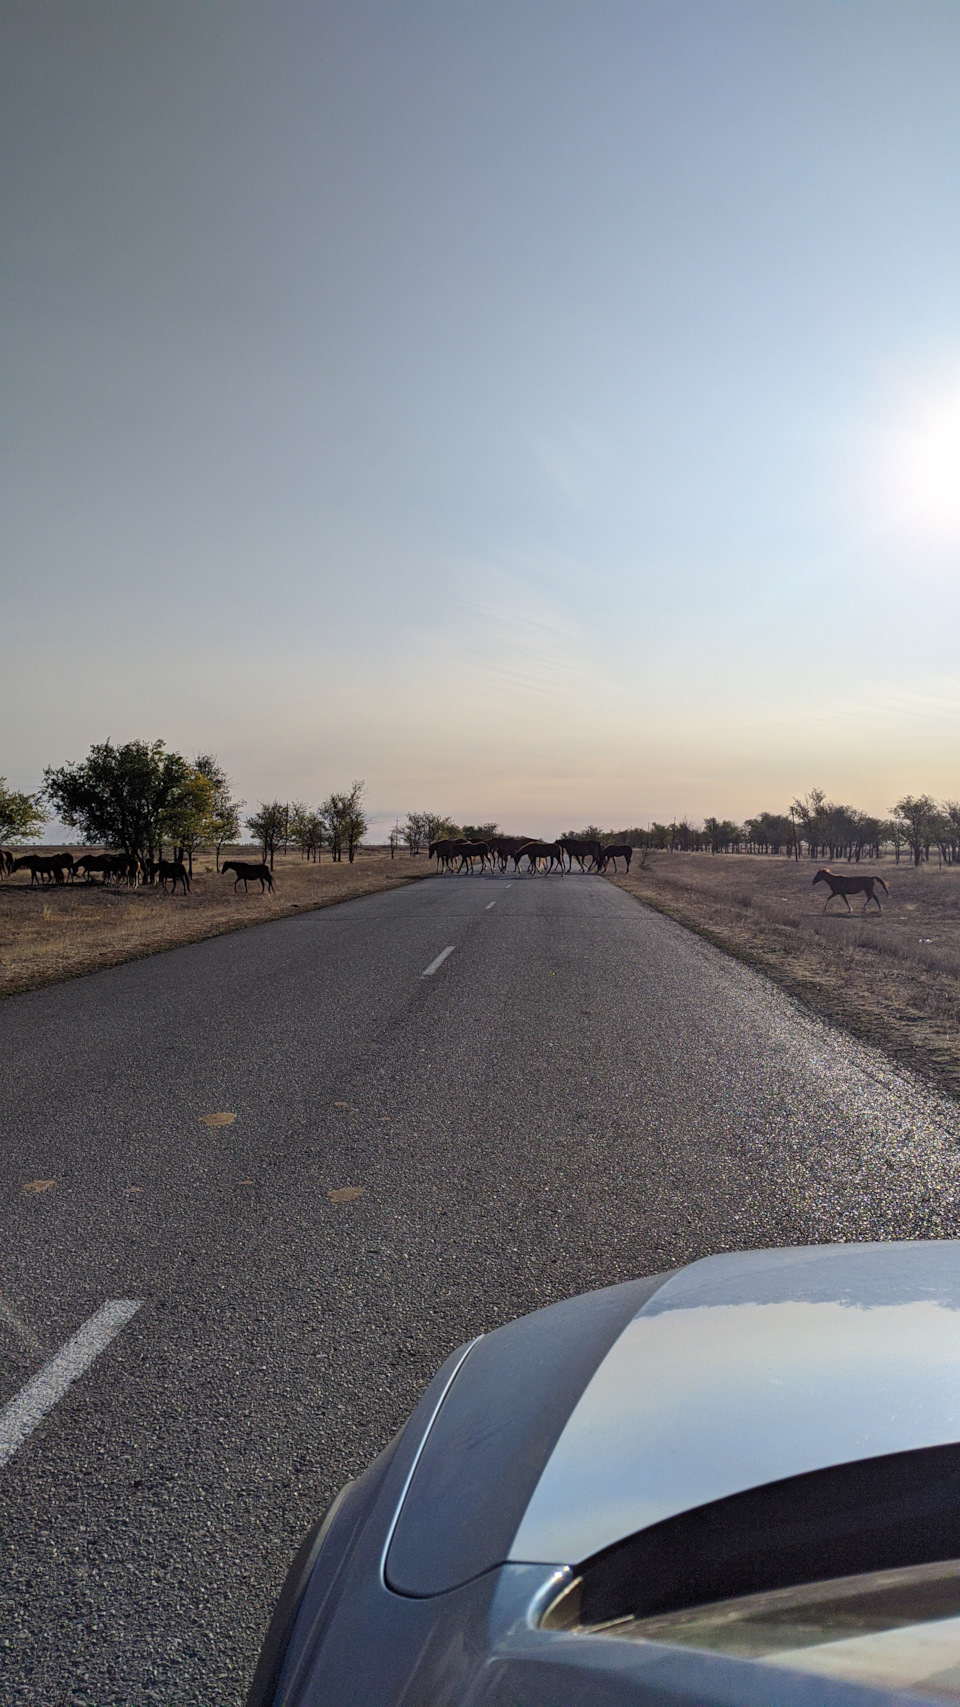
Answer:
[882,380,960,550]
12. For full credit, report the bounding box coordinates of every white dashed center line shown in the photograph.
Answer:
[421,946,455,978]
[0,1300,142,1470]
[485,901,496,910]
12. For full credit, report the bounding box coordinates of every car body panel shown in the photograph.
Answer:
[250,1242,960,1707]
[510,1241,960,1564]
[385,1274,668,1595]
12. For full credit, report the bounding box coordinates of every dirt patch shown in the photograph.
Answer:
[0,849,433,1001]
[607,853,960,1101]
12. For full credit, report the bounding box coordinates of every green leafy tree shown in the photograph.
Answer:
[290,803,325,862]
[402,811,459,855]
[401,812,428,855]
[246,801,288,869]
[42,740,190,860]
[0,778,47,845]
[424,813,459,844]
[159,768,217,875]
[323,781,367,863]
[194,755,243,872]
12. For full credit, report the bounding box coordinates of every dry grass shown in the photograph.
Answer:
[608,853,960,1099]
[0,848,433,1001]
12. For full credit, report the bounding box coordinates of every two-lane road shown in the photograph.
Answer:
[2,871,960,1704]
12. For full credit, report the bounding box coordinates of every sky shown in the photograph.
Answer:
[4,0,960,838]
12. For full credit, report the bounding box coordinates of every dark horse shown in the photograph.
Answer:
[813,867,889,914]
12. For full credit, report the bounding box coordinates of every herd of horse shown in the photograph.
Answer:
[429,834,634,874]
[1,844,893,912]
[0,849,277,896]
[0,848,194,891]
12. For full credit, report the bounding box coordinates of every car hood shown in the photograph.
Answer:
[508,1240,960,1565]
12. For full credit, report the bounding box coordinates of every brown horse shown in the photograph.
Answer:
[514,840,565,873]
[813,867,889,914]
[599,843,633,873]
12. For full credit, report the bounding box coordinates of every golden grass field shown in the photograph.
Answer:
[608,853,960,1100]
[0,848,432,1001]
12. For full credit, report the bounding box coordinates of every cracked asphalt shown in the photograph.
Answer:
[2,869,960,1704]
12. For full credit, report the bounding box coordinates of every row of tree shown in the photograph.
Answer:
[0,742,369,872]
[5,754,959,875]
[247,784,367,867]
[563,790,960,867]
[390,813,493,855]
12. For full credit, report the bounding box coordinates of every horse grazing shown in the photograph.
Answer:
[558,836,603,872]
[515,840,565,873]
[813,867,889,914]
[13,853,72,886]
[76,853,131,883]
[156,858,191,895]
[222,859,274,893]
[599,843,633,873]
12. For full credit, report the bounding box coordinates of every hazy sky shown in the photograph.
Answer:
[4,1,960,836]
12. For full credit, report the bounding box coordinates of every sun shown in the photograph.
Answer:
[884,381,960,549]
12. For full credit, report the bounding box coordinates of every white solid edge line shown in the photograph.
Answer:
[421,945,455,977]
[0,1299,142,1470]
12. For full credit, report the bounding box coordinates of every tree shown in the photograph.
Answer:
[745,813,794,854]
[158,767,217,875]
[703,817,744,854]
[290,803,325,862]
[401,811,458,854]
[402,812,429,856]
[42,740,191,860]
[323,781,367,863]
[246,801,288,869]
[343,782,367,862]
[461,822,499,841]
[194,754,243,872]
[792,788,827,859]
[941,801,960,866]
[891,795,939,868]
[0,778,47,845]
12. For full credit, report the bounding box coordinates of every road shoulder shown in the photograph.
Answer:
[0,854,435,1003]
[606,862,960,1105]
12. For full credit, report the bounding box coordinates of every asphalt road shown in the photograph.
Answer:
[2,869,960,1705]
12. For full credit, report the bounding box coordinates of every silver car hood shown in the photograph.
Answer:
[509,1240,960,1565]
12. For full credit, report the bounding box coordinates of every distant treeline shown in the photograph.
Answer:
[5,753,958,876]
[562,790,960,869]
[401,791,960,871]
